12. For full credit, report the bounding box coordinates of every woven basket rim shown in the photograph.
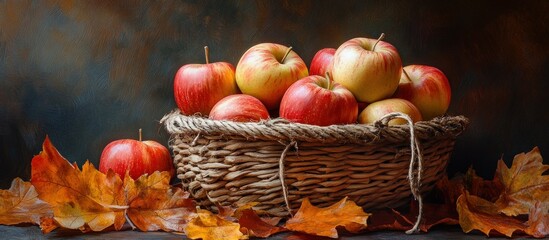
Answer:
[161,109,469,144]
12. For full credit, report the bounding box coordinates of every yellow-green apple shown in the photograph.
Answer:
[235,43,308,110]
[174,46,239,116]
[332,34,402,103]
[280,73,358,126]
[309,48,336,76]
[209,94,270,122]
[99,129,174,179]
[358,98,422,125]
[393,65,451,120]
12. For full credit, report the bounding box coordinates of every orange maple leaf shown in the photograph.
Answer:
[126,171,196,232]
[238,208,286,238]
[284,197,370,238]
[185,209,244,240]
[494,147,549,216]
[457,190,527,237]
[30,136,127,232]
[0,178,53,225]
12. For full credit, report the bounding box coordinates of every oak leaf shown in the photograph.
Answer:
[0,178,53,225]
[126,171,196,232]
[284,197,370,238]
[494,147,549,216]
[185,209,244,240]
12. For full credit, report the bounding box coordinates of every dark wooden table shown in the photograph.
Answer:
[0,225,524,239]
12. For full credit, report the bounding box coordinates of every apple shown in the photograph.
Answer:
[209,94,270,122]
[174,46,239,116]
[393,65,451,120]
[99,129,174,179]
[358,98,422,126]
[280,73,358,126]
[309,48,336,76]
[332,33,402,103]
[235,43,309,110]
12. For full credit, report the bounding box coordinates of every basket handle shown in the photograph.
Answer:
[376,112,423,234]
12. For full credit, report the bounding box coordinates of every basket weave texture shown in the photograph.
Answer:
[161,110,469,217]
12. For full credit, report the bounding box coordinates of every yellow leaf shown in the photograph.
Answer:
[185,209,245,240]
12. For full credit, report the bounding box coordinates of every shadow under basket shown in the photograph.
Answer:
[161,110,469,217]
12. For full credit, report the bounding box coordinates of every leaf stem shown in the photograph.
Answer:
[139,129,142,142]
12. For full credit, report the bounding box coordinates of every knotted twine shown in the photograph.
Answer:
[276,112,424,234]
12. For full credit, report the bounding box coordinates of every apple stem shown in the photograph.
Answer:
[372,33,386,51]
[280,46,293,64]
[403,69,413,83]
[139,128,142,142]
[204,46,210,64]
[325,72,333,90]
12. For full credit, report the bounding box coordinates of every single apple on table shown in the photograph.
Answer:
[392,65,451,120]
[235,43,309,110]
[358,98,422,126]
[309,48,336,76]
[173,46,239,116]
[332,33,402,103]
[99,129,174,180]
[280,72,358,126]
[209,94,270,122]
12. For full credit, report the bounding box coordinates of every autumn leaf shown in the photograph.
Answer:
[39,217,58,233]
[185,209,244,240]
[525,202,549,238]
[30,136,127,231]
[494,147,549,216]
[0,178,53,225]
[366,201,459,233]
[284,197,370,238]
[464,167,503,202]
[365,208,410,232]
[126,171,196,232]
[238,208,286,238]
[457,190,527,237]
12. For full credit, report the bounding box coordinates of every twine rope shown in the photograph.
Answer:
[378,112,423,234]
[278,140,296,216]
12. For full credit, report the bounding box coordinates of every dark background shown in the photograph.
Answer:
[1,0,547,189]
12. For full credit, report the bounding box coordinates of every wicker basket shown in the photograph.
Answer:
[161,110,468,217]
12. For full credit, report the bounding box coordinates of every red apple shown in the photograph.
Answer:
[280,73,358,126]
[309,48,336,76]
[99,129,174,179]
[358,98,422,126]
[332,34,402,103]
[235,43,309,110]
[174,46,239,116]
[209,94,270,122]
[393,65,451,120]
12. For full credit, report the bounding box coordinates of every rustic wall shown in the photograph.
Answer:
[1,0,547,188]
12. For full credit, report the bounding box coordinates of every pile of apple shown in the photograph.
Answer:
[97,34,452,181]
[173,33,451,127]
